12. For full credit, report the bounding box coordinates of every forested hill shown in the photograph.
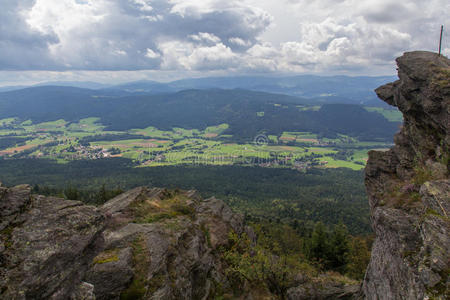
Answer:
[102,74,396,106]
[4,75,396,105]
[0,86,399,141]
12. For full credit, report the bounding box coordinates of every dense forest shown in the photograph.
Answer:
[0,87,399,141]
[0,136,32,150]
[221,219,372,296]
[0,158,370,235]
[0,158,373,285]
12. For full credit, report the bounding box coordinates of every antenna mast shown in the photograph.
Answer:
[438,25,443,56]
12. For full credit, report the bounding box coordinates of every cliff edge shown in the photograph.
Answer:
[363,51,449,299]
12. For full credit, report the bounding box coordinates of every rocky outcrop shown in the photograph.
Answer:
[0,185,247,299]
[88,187,246,300]
[0,184,104,299]
[363,51,449,299]
[1,182,363,300]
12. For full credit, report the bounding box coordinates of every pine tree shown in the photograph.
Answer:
[309,221,329,264]
[98,184,107,203]
[64,184,79,200]
[346,236,371,279]
[328,222,350,271]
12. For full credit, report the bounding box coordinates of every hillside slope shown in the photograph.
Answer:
[0,87,398,141]
[363,51,449,299]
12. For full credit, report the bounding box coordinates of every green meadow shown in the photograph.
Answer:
[364,107,403,122]
[0,117,393,171]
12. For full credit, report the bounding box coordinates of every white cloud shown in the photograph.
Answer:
[229,37,252,47]
[189,32,222,45]
[181,43,238,70]
[145,48,160,59]
[244,0,448,73]
[131,0,154,12]
[159,41,238,70]
[0,0,448,80]
[1,0,270,71]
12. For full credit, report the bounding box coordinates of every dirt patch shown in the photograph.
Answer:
[279,136,296,141]
[372,148,391,152]
[108,144,132,149]
[280,146,295,151]
[0,144,36,154]
[204,133,218,138]
[297,138,319,143]
[132,142,159,148]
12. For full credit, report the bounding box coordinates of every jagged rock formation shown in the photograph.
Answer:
[1,182,362,299]
[363,51,449,299]
[0,184,248,299]
[88,187,248,300]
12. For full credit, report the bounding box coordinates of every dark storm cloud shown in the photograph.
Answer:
[0,0,448,75]
[363,2,413,23]
[0,0,271,71]
[0,0,58,70]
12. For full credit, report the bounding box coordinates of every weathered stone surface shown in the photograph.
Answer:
[363,51,449,299]
[196,196,245,249]
[85,247,133,299]
[71,282,96,300]
[287,281,360,300]
[0,184,32,231]
[1,185,245,300]
[88,188,245,300]
[0,188,105,299]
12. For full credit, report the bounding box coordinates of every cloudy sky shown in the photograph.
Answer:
[0,0,449,86]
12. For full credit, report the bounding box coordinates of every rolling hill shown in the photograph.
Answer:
[0,86,399,141]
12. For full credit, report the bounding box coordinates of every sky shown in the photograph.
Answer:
[0,0,449,86]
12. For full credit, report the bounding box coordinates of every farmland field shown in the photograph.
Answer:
[0,117,392,171]
[364,106,403,122]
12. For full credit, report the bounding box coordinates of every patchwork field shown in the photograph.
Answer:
[0,117,393,171]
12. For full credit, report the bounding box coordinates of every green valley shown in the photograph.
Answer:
[0,116,393,171]
[0,87,401,237]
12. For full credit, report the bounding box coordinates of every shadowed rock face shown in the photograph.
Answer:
[363,51,449,300]
[0,184,104,299]
[0,185,248,299]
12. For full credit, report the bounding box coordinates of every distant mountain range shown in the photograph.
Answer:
[0,82,109,93]
[0,86,399,141]
[0,75,396,106]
